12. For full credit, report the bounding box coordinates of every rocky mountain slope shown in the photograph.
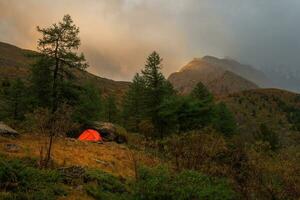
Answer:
[168,56,271,95]
[0,41,130,97]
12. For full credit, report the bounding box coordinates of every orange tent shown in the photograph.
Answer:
[78,129,102,142]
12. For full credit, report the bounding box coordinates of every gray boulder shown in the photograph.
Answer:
[0,122,19,137]
[90,122,128,144]
[4,143,21,153]
[92,122,117,141]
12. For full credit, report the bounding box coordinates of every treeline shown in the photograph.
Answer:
[122,51,236,138]
[0,18,236,141]
[0,52,236,139]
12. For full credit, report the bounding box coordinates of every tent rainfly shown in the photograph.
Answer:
[78,129,102,142]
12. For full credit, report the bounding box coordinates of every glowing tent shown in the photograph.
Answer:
[78,129,102,142]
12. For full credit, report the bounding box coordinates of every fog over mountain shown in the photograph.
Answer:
[0,0,299,91]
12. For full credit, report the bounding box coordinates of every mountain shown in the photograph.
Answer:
[0,41,35,80]
[0,41,130,97]
[206,71,259,96]
[168,56,269,95]
[263,66,300,93]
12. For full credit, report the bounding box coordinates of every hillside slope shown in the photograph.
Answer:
[206,71,258,96]
[200,56,270,87]
[221,88,300,143]
[0,42,130,97]
[168,57,261,95]
[0,41,34,79]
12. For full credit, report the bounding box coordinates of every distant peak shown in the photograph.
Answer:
[224,56,235,61]
[188,56,220,65]
[192,57,202,61]
[202,55,219,61]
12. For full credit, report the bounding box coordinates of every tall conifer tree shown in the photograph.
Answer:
[141,51,174,137]
[104,95,118,123]
[36,14,87,166]
[122,73,147,131]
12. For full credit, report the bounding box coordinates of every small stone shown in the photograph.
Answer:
[4,143,21,153]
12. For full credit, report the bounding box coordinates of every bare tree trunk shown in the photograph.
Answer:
[45,130,54,168]
[51,54,59,114]
[128,149,139,181]
[44,42,59,168]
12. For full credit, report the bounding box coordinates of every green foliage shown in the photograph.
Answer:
[37,14,87,113]
[30,57,53,108]
[191,81,214,104]
[0,79,28,121]
[141,52,165,93]
[121,55,238,138]
[158,95,214,133]
[73,84,102,125]
[84,169,129,200]
[287,107,300,131]
[141,51,175,137]
[57,80,81,107]
[275,97,300,131]
[122,73,147,131]
[37,14,87,71]
[133,166,235,200]
[213,102,237,137]
[156,83,217,135]
[122,52,175,138]
[258,123,279,151]
[103,95,119,123]
[0,156,66,200]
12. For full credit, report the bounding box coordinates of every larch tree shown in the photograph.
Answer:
[122,73,147,131]
[73,84,102,126]
[141,51,174,138]
[36,14,88,166]
[191,82,214,104]
[104,95,119,123]
[30,57,53,108]
[190,81,215,128]
[214,102,237,137]
[1,79,28,121]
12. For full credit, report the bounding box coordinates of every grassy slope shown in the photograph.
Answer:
[0,134,159,178]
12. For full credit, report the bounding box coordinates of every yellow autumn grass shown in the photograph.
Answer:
[0,134,160,178]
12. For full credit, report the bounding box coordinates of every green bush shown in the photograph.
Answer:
[0,156,66,200]
[84,169,130,200]
[133,166,236,200]
[0,157,236,200]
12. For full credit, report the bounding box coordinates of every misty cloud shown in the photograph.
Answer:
[0,0,300,81]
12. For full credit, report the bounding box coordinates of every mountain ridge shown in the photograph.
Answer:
[0,41,130,97]
[168,56,271,95]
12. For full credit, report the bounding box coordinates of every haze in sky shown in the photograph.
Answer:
[1,0,300,81]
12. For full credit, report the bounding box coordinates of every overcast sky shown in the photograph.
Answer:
[1,0,300,80]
